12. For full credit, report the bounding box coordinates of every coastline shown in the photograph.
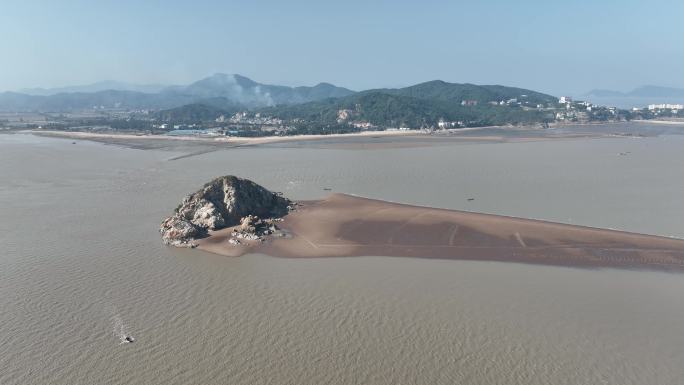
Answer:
[196,193,684,272]
[23,128,425,146]
[632,119,684,125]
[18,120,651,148]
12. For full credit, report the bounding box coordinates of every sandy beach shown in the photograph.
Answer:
[25,128,426,146]
[23,121,654,149]
[197,193,684,271]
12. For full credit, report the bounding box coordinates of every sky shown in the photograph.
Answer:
[1,0,682,95]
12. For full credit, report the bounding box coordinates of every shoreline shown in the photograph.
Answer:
[632,119,684,125]
[196,193,684,272]
[17,120,650,147]
[22,128,426,146]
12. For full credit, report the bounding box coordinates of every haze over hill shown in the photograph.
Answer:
[17,81,169,96]
[0,74,354,112]
[3,73,656,132]
[0,74,555,125]
[586,85,684,98]
[582,85,684,109]
[257,81,558,128]
[165,74,355,107]
[153,80,559,128]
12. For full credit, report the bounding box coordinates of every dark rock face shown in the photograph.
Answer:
[160,176,290,247]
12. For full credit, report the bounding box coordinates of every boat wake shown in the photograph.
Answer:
[109,307,135,344]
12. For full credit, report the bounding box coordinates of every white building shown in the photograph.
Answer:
[352,121,373,129]
[648,103,684,110]
[437,119,461,129]
[559,96,572,104]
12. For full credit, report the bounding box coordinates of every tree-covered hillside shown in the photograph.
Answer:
[372,80,556,105]
[155,103,235,124]
[260,81,557,128]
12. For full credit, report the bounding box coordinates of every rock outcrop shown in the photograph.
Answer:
[160,176,291,247]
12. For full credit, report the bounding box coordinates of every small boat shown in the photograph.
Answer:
[124,336,135,343]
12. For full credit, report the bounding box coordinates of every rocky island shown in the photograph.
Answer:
[160,175,292,248]
[162,176,684,271]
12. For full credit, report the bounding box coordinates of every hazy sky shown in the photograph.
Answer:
[1,0,682,95]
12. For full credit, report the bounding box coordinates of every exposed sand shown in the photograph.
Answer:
[22,124,656,155]
[633,119,684,125]
[26,128,424,146]
[197,194,684,271]
[25,121,655,149]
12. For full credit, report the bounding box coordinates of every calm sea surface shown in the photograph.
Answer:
[1,127,684,385]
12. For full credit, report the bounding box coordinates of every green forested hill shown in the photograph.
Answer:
[260,81,557,128]
[155,103,234,123]
[154,80,558,128]
[371,80,556,105]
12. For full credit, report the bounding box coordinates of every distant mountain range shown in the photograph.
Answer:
[586,85,684,98]
[0,74,355,112]
[17,80,169,96]
[582,85,684,109]
[5,76,684,114]
[155,80,558,127]
[163,74,355,107]
[0,73,570,128]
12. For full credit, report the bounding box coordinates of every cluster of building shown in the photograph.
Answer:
[437,119,464,129]
[217,112,283,126]
[558,96,572,104]
[488,98,522,106]
[647,104,683,113]
[558,96,593,109]
[483,94,553,109]
[351,121,375,129]
[554,111,583,121]
[552,96,623,122]
[155,123,211,131]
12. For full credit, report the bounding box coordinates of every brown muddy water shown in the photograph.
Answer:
[1,129,684,385]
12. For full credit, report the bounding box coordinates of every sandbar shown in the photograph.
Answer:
[197,194,684,271]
